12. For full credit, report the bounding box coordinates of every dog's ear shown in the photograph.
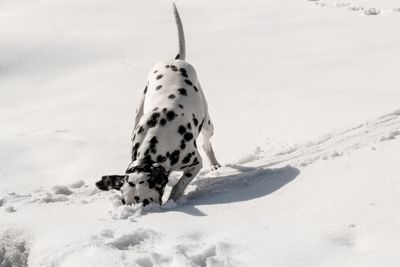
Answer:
[95,175,127,191]
[147,163,169,189]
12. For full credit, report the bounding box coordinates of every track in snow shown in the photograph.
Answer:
[252,108,400,168]
[309,0,400,16]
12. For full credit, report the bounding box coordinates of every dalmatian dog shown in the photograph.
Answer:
[96,4,220,206]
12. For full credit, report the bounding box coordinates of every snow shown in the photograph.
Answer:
[0,229,30,267]
[1,0,400,266]
[51,186,73,196]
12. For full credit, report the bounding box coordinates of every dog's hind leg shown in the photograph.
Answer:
[201,120,221,171]
[196,84,221,170]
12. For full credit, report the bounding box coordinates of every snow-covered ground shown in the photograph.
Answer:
[1,0,400,266]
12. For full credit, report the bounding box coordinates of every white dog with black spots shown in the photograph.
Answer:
[96,3,220,206]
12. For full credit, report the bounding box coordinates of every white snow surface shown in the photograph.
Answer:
[1,0,400,266]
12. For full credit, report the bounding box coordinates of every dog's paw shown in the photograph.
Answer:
[210,164,221,171]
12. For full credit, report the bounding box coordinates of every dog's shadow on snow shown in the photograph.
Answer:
[172,164,300,216]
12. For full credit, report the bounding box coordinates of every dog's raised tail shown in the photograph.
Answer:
[173,3,186,60]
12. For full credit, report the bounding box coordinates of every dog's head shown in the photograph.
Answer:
[96,162,169,206]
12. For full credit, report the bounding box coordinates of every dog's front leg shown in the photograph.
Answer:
[169,163,202,201]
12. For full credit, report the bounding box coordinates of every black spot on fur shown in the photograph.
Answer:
[138,126,144,134]
[160,118,167,126]
[150,136,158,144]
[165,65,170,68]
[180,140,186,150]
[149,136,158,154]
[182,157,200,169]
[168,94,176,99]
[169,150,180,166]
[128,182,135,187]
[198,119,204,132]
[147,118,157,128]
[147,179,154,189]
[143,86,148,94]
[134,196,140,203]
[182,153,193,164]
[152,112,160,119]
[185,173,192,177]
[132,142,140,160]
[192,157,199,165]
[153,107,159,111]
[193,86,199,92]
[187,123,192,130]
[208,120,211,125]
[156,74,163,80]
[178,125,186,135]
[166,111,177,121]
[170,65,178,71]
[184,132,194,141]
[156,85,162,90]
[154,70,158,74]
[179,68,188,78]
[175,54,180,59]
[178,88,187,96]
[166,152,171,158]
[194,140,197,148]
[162,108,168,113]
[184,79,193,86]
[156,155,167,163]
[142,199,150,206]
[133,142,140,150]
[139,181,144,184]
[143,154,153,163]
[178,104,184,109]
[146,113,160,128]
[192,114,199,127]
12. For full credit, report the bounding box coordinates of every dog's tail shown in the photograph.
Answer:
[173,3,186,60]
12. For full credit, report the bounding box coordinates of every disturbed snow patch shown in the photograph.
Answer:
[109,193,179,221]
[51,185,73,196]
[0,229,30,267]
[1,180,100,207]
[30,227,240,266]
[309,0,400,16]
[94,229,240,267]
